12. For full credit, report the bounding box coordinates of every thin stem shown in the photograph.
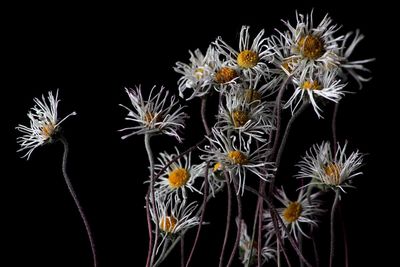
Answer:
[257,180,267,267]
[145,133,159,266]
[247,200,260,267]
[277,240,281,267]
[219,172,232,267]
[244,186,313,267]
[332,102,340,154]
[311,228,320,267]
[59,136,97,267]
[269,76,290,157]
[185,162,210,267]
[145,193,153,267]
[299,231,304,267]
[338,203,349,267]
[270,102,308,195]
[201,96,211,136]
[227,176,242,267]
[330,190,340,267]
[180,235,185,267]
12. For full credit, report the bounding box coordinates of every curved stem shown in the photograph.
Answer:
[329,190,340,267]
[185,162,210,267]
[201,96,211,136]
[59,136,97,267]
[219,172,232,267]
[145,133,159,266]
[227,176,242,267]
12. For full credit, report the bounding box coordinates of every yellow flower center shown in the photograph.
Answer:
[302,80,321,90]
[297,34,325,59]
[324,163,341,185]
[282,201,302,223]
[168,168,190,188]
[159,216,178,233]
[215,67,238,84]
[237,50,259,69]
[228,151,248,165]
[41,123,56,140]
[243,89,262,103]
[213,162,222,172]
[194,68,205,80]
[231,109,249,127]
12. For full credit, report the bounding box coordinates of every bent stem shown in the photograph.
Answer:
[330,190,340,267]
[59,136,97,267]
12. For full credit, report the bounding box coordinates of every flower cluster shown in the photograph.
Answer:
[16,9,372,267]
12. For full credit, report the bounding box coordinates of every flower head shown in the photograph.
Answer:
[154,147,205,201]
[280,11,343,74]
[201,128,273,195]
[174,46,217,100]
[215,92,273,145]
[16,90,76,159]
[264,188,323,241]
[119,86,188,142]
[284,69,346,118]
[215,26,273,77]
[297,141,364,192]
[150,193,200,251]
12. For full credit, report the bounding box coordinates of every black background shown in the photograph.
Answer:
[3,1,397,267]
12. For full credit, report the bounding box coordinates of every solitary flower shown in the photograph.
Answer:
[264,188,323,240]
[174,45,217,100]
[297,141,364,192]
[284,69,346,118]
[154,147,205,201]
[119,86,188,142]
[215,26,273,77]
[16,90,76,159]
